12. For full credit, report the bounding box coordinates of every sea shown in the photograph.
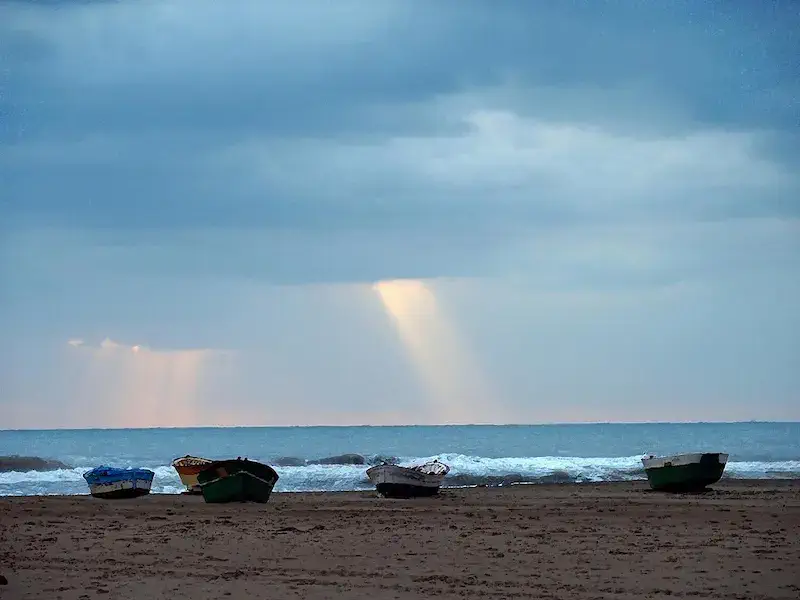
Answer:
[1,422,799,496]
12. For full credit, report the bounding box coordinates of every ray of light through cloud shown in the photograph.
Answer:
[66,338,223,428]
[371,279,505,425]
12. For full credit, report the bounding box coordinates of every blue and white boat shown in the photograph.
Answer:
[83,466,155,499]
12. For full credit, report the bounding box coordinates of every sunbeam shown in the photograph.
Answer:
[371,279,501,424]
[68,338,217,427]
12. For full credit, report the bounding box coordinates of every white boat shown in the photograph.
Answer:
[366,460,450,498]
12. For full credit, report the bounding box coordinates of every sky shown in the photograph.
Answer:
[1,0,798,429]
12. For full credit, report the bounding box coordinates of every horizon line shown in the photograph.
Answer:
[1,419,798,433]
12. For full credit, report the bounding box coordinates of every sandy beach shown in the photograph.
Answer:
[1,480,798,599]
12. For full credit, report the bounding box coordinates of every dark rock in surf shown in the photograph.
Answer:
[0,574,7,585]
[309,454,366,465]
[0,456,70,472]
[273,457,306,467]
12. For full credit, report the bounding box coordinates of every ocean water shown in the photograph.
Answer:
[1,422,799,496]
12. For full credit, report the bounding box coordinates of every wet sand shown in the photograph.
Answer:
[1,480,798,599]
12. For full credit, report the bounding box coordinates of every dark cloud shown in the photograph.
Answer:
[1,0,798,285]
[4,0,798,136]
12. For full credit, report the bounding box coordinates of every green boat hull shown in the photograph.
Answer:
[197,459,279,504]
[644,453,727,492]
[200,472,276,503]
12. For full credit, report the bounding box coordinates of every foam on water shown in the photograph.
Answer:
[724,460,800,479]
[2,456,798,496]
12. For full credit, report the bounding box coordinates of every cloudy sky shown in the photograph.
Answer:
[1,0,798,429]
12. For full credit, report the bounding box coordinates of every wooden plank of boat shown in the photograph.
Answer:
[641,452,728,492]
[366,460,450,498]
[172,455,213,494]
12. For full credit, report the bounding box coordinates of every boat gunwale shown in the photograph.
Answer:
[171,455,213,468]
[199,470,278,488]
[197,459,280,486]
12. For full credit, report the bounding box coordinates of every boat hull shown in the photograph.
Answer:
[200,472,276,503]
[83,467,155,500]
[197,459,279,504]
[89,482,152,500]
[642,452,728,492]
[175,466,205,491]
[366,464,446,498]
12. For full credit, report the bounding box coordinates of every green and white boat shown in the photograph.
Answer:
[642,452,728,492]
[197,458,279,503]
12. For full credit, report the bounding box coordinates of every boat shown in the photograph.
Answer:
[366,459,450,498]
[642,452,729,492]
[83,466,155,499]
[172,455,213,494]
[196,458,279,503]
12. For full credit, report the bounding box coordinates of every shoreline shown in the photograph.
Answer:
[1,476,798,498]
[1,480,798,599]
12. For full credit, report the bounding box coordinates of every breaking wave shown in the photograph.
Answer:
[1,454,798,496]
